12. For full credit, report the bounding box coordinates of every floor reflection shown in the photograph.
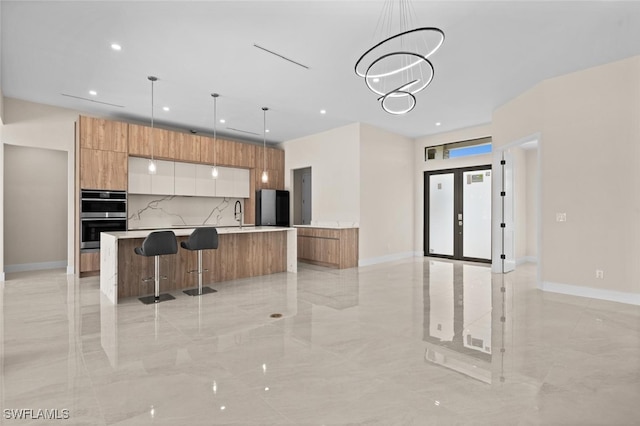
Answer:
[2,260,639,425]
[422,260,495,383]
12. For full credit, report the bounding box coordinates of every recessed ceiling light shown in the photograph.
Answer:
[111,43,122,51]
[89,90,97,96]
[163,106,170,112]
[320,109,326,114]
[435,122,441,126]
[219,119,226,123]
[266,129,270,133]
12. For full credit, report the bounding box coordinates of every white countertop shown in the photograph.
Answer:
[104,226,295,240]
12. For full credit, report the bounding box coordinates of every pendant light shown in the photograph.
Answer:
[261,107,269,184]
[147,76,158,174]
[354,0,444,115]
[211,93,219,179]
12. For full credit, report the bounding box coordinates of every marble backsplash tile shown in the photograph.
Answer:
[127,194,244,229]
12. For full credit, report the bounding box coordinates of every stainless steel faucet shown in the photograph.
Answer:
[234,200,243,229]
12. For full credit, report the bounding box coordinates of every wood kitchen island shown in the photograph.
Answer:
[100,227,297,303]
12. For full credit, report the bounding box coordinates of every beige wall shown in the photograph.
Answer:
[4,144,67,270]
[525,148,538,259]
[0,96,4,280]
[283,122,417,265]
[359,123,414,264]
[1,98,79,275]
[282,123,360,226]
[493,56,640,301]
[513,146,528,261]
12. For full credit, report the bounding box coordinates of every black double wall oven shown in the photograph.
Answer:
[80,190,127,251]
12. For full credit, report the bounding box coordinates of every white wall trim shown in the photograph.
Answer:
[0,272,4,282]
[541,280,640,306]
[4,261,67,274]
[359,251,421,267]
[516,256,538,265]
[66,265,74,275]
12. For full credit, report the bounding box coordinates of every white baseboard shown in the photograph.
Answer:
[0,272,4,282]
[516,256,538,265]
[359,251,421,267]
[4,261,67,274]
[67,266,75,275]
[541,280,640,306]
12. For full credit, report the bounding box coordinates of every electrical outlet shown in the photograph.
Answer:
[556,213,567,222]
[596,269,604,279]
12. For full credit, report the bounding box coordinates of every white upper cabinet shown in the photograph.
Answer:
[128,157,152,194]
[214,166,235,198]
[128,157,250,198]
[195,164,217,197]
[128,157,174,195]
[174,162,196,196]
[150,160,175,195]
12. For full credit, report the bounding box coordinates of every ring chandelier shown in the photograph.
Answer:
[354,1,444,115]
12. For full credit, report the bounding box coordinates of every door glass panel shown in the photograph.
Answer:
[429,173,454,256]
[462,169,492,259]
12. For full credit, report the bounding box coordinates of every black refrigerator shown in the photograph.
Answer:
[255,189,290,226]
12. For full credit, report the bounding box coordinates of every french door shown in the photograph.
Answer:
[424,165,492,262]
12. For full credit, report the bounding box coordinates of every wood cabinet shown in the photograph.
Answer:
[80,251,100,274]
[79,116,128,152]
[254,146,285,190]
[80,148,128,190]
[297,227,359,269]
[170,132,201,162]
[128,123,172,159]
[256,168,284,191]
[129,124,200,162]
[201,137,256,168]
[115,232,287,300]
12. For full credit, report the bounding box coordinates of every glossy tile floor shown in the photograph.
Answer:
[1,259,639,425]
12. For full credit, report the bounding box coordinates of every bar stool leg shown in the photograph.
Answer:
[139,255,176,305]
[197,250,203,295]
[183,249,217,296]
[154,255,161,303]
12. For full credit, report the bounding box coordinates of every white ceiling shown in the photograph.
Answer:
[2,1,640,144]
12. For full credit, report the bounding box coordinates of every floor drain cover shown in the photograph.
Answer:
[270,313,283,318]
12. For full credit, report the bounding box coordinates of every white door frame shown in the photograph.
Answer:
[491,133,542,288]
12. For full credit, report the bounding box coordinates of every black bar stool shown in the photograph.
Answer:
[134,230,178,304]
[181,227,219,296]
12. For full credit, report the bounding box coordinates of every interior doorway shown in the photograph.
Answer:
[292,167,312,225]
[3,144,68,274]
[424,165,492,263]
[491,137,540,280]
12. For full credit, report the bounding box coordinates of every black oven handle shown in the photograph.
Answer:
[81,217,127,221]
[81,198,127,202]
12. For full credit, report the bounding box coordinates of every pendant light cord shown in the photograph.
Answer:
[262,107,268,173]
[148,76,157,163]
[212,93,219,168]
